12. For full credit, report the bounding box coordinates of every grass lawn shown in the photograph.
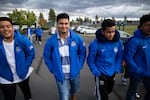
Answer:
[79,24,139,37]
[116,24,138,34]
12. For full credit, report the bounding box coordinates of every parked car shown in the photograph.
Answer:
[79,27,97,34]
[70,26,76,30]
[49,27,56,35]
[119,30,132,43]
[75,25,89,33]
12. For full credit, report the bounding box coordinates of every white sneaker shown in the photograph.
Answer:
[121,75,127,86]
[135,92,140,99]
[39,41,42,45]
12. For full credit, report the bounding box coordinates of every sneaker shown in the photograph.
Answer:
[35,41,38,44]
[121,75,127,86]
[135,92,140,99]
[39,41,42,45]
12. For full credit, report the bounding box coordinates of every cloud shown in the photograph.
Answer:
[0,0,149,20]
[0,0,28,4]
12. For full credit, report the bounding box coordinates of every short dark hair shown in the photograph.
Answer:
[101,19,115,31]
[56,13,69,22]
[0,17,13,25]
[140,13,150,26]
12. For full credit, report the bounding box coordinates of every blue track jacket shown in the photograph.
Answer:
[0,30,35,82]
[43,30,86,83]
[87,29,123,77]
[35,28,43,36]
[125,29,150,77]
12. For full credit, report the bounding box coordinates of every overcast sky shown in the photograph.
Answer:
[0,0,150,21]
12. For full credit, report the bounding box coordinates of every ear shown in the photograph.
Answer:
[101,30,104,35]
[12,27,14,31]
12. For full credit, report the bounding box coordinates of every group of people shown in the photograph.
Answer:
[0,12,150,100]
[26,26,43,44]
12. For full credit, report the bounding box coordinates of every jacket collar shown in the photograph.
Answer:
[95,29,120,42]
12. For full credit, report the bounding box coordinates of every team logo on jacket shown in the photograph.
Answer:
[83,42,85,46]
[29,45,33,50]
[16,47,21,52]
[71,41,76,47]
[101,49,105,52]
[114,47,118,53]
[142,45,147,49]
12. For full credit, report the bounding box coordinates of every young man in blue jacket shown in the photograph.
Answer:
[35,26,43,44]
[26,27,34,43]
[87,19,123,100]
[43,13,86,100]
[0,17,35,100]
[125,13,150,100]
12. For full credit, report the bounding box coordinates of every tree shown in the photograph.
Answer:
[84,16,90,23]
[95,15,99,23]
[112,17,115,22]
[48,9,56,21]
[25,11,36,27]
[38,12,47,28]
[8,9,36,31]
[76,17,83,25]
[89,19,92,23]
[48,9,56,27]
[8,9,25,31]
[124,16,127,25]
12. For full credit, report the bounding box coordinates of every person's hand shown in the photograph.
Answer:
[136,68,141,74]
[122,60,126,67]
[92,68,101,77]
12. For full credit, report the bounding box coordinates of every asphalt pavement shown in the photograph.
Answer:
[0,31,146,100]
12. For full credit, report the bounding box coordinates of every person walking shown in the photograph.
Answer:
[0,17,35,100]
[43,13,86,100]
[26,27,34,43]
[35,26,43,44]
[125,13,150,100]
[87,19,123,100]
[121,61,141,99]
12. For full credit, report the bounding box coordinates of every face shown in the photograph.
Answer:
[102,26,116,40]
[57,18,70,34]
[0,21,14,42]
[140,21,150,36]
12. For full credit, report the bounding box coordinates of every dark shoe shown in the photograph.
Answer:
[70,95,76,100]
